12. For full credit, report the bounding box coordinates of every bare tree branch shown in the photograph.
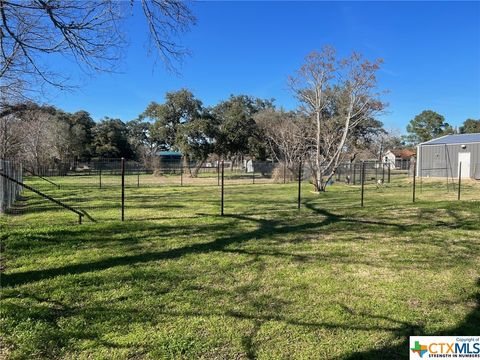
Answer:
[0,0,196,103]
[289,46,386,191]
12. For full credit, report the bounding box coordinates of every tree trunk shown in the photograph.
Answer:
[183,155,192,177]
[190,158,206,178]
[318,104,354,191]
[314,110,322,192]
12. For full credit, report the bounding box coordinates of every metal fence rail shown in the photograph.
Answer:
[0,159,23,213]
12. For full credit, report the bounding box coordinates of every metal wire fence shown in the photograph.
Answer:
[2,157,479,226]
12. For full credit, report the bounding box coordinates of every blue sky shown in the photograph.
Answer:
[45,1,479,134]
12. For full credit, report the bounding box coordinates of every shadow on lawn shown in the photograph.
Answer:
[1,203,407,287]
[4,269,478,359]
[3,201,478,287]
[5,277,477,359]
[341,278,480,360]
[2,201,479,359]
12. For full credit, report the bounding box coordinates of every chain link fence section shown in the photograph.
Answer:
[0,159,23,213]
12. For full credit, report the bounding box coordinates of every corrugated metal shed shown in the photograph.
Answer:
[417,133,480,179]
[420,133,480,145]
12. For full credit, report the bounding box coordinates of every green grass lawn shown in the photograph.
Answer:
[1,177,479,359]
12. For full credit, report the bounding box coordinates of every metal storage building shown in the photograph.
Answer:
[416,133,480,179]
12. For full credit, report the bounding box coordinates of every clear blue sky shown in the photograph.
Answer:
[45,1,479,134]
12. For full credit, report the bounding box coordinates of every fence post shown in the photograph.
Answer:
[387,163,391,183]
[99,169,102,189]
[297,160,302,210]
[361,161,365,207]
[413,160,416,203]
[180,163,183,186]
[382,162,385,183]
[353,164,356,185]
[7,162,11,209]
[217,162,220,186]
[0,161,5,213]
[221,160,224,216]
[18,162,23,196]
[283,162,286,184]
[252,166,255,184]
[458,162,462,201]
[137,163,140,188]
[121,157,125,221]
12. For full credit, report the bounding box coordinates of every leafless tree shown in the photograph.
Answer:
[255,109,307,174]
[18,108,58,171]
[368,129,403,162]
[0,0,196,102]
[0,111,22,159]
[289,47,385,191]
[0,102,74,172]
[288,46,335,190]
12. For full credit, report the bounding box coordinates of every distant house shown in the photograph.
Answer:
[417,133,480,179]
[245,159,254,173]
[157,151,182,162]
[155,151,182,173]
[384,149,416,170]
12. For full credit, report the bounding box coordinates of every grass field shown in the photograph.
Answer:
[1,176,479,359]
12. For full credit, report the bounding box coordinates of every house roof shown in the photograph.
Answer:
[388,149,416,159]
[157,151,182,156]
[419,133,480,146]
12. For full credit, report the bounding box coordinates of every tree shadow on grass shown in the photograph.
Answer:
[2,199,479,358]
[4,202,478,287]
[3,256,441,360]
[340,278,480,360]
[1,216,277,287]
[4,275,478,359]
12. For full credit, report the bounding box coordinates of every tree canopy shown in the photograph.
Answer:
[212,95,274,160]
[91,118,133,159]
[405,110,453,144]
[459,119,480,134]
